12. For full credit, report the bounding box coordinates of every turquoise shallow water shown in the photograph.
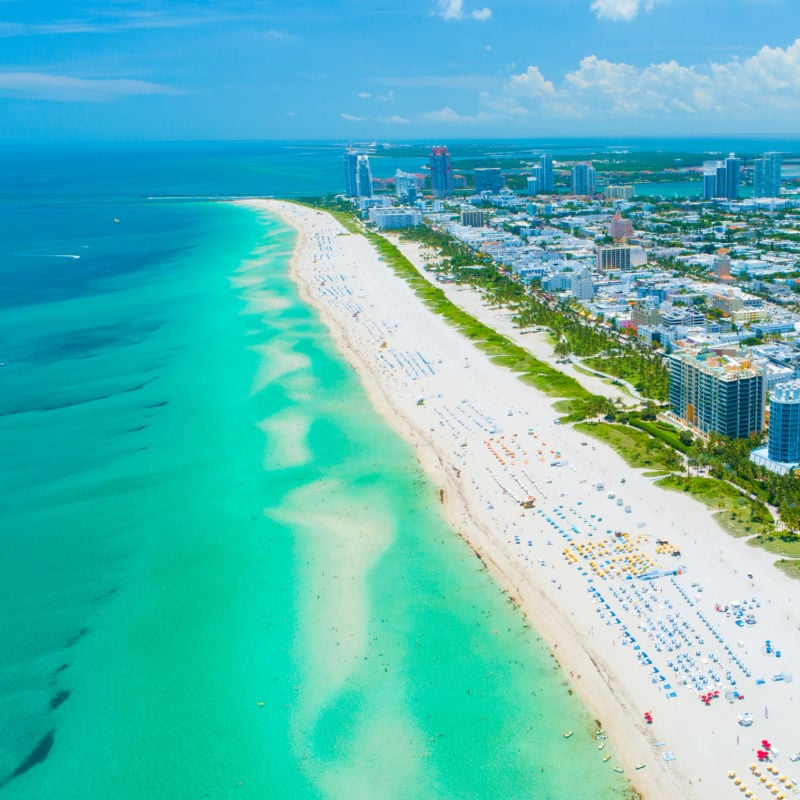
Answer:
[1,147,629,798]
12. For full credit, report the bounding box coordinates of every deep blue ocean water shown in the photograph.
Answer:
[1,137,796,798]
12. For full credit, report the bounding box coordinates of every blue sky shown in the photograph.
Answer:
[1,0,799,141]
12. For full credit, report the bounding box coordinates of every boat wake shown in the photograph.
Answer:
[15,252,81,259]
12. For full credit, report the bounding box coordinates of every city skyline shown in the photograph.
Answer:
[2,0,800,142]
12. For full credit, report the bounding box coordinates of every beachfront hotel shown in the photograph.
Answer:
[751,379,800,473]
[668,347,766,438]
[368,206,422,230]
[768,380,800,462]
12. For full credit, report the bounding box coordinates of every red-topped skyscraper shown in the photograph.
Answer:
[429,145,453,198]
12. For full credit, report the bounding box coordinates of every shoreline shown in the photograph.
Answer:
[243,199,800,800]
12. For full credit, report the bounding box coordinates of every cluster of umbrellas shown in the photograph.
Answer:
[643,711,653,724]
[757,740,773,761]
[700,690,720,706]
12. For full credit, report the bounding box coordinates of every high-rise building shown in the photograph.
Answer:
[713,162,729,199]
[395,169,420,200]
[429,145,453,198]
[344,149,360,197]
[474,167,504,193]
[604,185,635,200]
[754,152,782,198]
[702,167,717,200]
[725,153,741,200]
[668,348,765,438]
[571,162,596,196]
[609,212,632,242]
[702,154,741,200]
[356,154,373,198]
[527,166,542,195]
[570,270,594,300]
[344,149,373,197]
[597,244,631,271]
[528,157,555,196]
[714,249,731,279]
[768,381,800,463]
[460,207,486,227]
[539,154,554,193]
[368,206,422,230]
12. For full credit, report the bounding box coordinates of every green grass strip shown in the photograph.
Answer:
[655,475,775,539]
[775,559,800,581]
[574,421,682,473]
[629,418,690,454]
[343,217,592,402]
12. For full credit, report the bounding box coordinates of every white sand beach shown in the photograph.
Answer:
[244,199,800,800]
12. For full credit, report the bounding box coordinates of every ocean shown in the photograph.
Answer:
[8,135,790,798]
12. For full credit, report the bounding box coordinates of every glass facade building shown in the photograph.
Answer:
[429,146,453,198]
[668,349,765,439]
[571,162,596,196]
[344,150,373,198]
[768,381,800,462]
[754,152,782,198]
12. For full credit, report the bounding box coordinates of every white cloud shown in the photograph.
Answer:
[264,29,295,40]
[507,65,555,98]
[340,112,365,121]
[496,38,800,123]
[419,106,491,123]
[437,0,464,19]
[378,90,395,102]
[357,91,372,99]
[0,10,260,36]
[381,115,411,124]
[590,0,659,22]
[376,74,496,89]
[420,106,468,123]
[0,72,181,102]
[434,0,492,21]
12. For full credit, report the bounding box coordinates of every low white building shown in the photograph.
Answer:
[369,207,423,230]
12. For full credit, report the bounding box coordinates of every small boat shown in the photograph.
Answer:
[562,730,574,739]
[603,754,611,762]
[113,218,121,224]
[598,742,606,751]
[614,766,624,774]
[635,762,646,770]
